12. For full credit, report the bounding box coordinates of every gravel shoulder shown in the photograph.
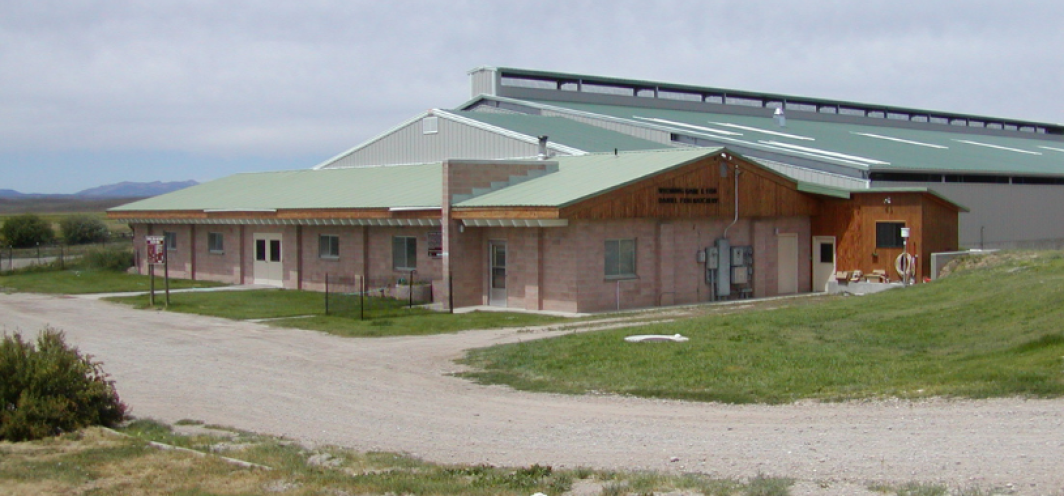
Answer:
[2,292,1062,495]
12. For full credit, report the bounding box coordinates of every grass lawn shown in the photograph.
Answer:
[0,269,225,294]
[459,251,1064,404]
[107,289,577,337]
[0,420,803,496]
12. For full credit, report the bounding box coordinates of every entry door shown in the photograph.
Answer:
[489,241,507,307]
[777,233,799,295]
[253,233,283,286]
[812,236,836,292]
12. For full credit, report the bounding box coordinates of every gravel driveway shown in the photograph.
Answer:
[2,292,1062,495]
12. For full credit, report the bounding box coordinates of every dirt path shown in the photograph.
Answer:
[2,292,1062,495]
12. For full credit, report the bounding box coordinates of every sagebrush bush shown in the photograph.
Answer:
[59,215,109,245]
[0,328,128,442]
[82,246,134,271]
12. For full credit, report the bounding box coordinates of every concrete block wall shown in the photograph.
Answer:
[132,224,194,279]
[365,226,444,288]
[299,226,367,292]
[195,225,242,284]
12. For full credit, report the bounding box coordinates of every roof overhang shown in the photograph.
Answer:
[461,219,568,228]
[111,217,441,227]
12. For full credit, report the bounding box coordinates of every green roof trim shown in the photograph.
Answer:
[110,163,442,212]
[860,187,970,212]
[796,182,851,199]
[456,148,722,208]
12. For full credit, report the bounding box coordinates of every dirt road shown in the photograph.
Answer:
[2,292,1062,494]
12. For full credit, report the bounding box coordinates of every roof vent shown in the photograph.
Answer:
[538,135,549,160]
[773,107,786,127]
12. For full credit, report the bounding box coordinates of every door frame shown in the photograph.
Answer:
[253,232,284,287]
[488,240,507,307]
[812,236,837,292]
[777,233,799,295]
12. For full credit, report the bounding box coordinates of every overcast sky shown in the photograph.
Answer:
[3,0,1062,193]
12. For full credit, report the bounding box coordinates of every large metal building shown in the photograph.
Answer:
[318,67,1064,250]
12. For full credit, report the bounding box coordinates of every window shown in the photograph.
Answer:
[392,236,417,270]
[605,239,636,278]
[319,234,339,259]
[164,231,177,251]
[876,222,906,248]
[819,242,834,264]
[208,232,224,253]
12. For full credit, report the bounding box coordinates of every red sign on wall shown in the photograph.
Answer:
[146,236,166,265]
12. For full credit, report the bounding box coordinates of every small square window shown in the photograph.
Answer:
[605,239,636,278]
[876,222,906,248]
[819,243,834,264]
[319,234,339,259]
[208,232,224,253]
[392,236,417,270]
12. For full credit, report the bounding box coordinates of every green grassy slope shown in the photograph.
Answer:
[460,251,1064,403]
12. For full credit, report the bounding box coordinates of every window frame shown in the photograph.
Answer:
[163,231,177,251]
[876,221,906,249]
[318,234,340,259]
[604,238,637,279]
[207,232,224,254]
[392,236,417,271]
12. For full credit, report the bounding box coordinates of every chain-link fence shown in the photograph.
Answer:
[324,274,435,320]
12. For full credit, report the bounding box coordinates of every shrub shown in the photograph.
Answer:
[59,215,109,245]
[1,213,55,248]
[82,246,134,272]
[0,328,128,442]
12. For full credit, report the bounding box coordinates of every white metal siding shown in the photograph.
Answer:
[470,68,498,98]
[871,181,1064,249]
[322,118,550,168]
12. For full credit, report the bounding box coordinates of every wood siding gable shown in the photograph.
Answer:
[561,155,819,220]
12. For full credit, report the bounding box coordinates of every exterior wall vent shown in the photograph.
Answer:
[422,116,439,135]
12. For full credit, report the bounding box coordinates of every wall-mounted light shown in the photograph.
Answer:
[884,197,892,204]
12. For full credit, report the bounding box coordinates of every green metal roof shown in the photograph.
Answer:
[482,67,1064,132]
[456,148,722,208]
[515,99,1064,177]
[796,182,851,199]
[110,163,442,212]
[449,111,666,153]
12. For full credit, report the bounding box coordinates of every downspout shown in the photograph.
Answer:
[723,163,741,238]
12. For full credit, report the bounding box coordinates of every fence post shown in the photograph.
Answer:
[408,269,415,308]
[325,274,330,315]
[359,275,365,321]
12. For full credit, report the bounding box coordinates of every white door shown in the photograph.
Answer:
[488,241,507,307]
[812,236,836,292]
[777,233,798,295]
[253,233,283,286]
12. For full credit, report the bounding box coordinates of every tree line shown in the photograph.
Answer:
[1,213,111,248]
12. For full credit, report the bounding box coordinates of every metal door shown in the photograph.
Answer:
[253,233,283,286]
[812,236,836,292]
[489,241,507,307]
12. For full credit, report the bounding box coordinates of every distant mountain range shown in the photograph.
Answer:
[0,180,198,199]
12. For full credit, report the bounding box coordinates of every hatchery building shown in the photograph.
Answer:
[110,147,964,313]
